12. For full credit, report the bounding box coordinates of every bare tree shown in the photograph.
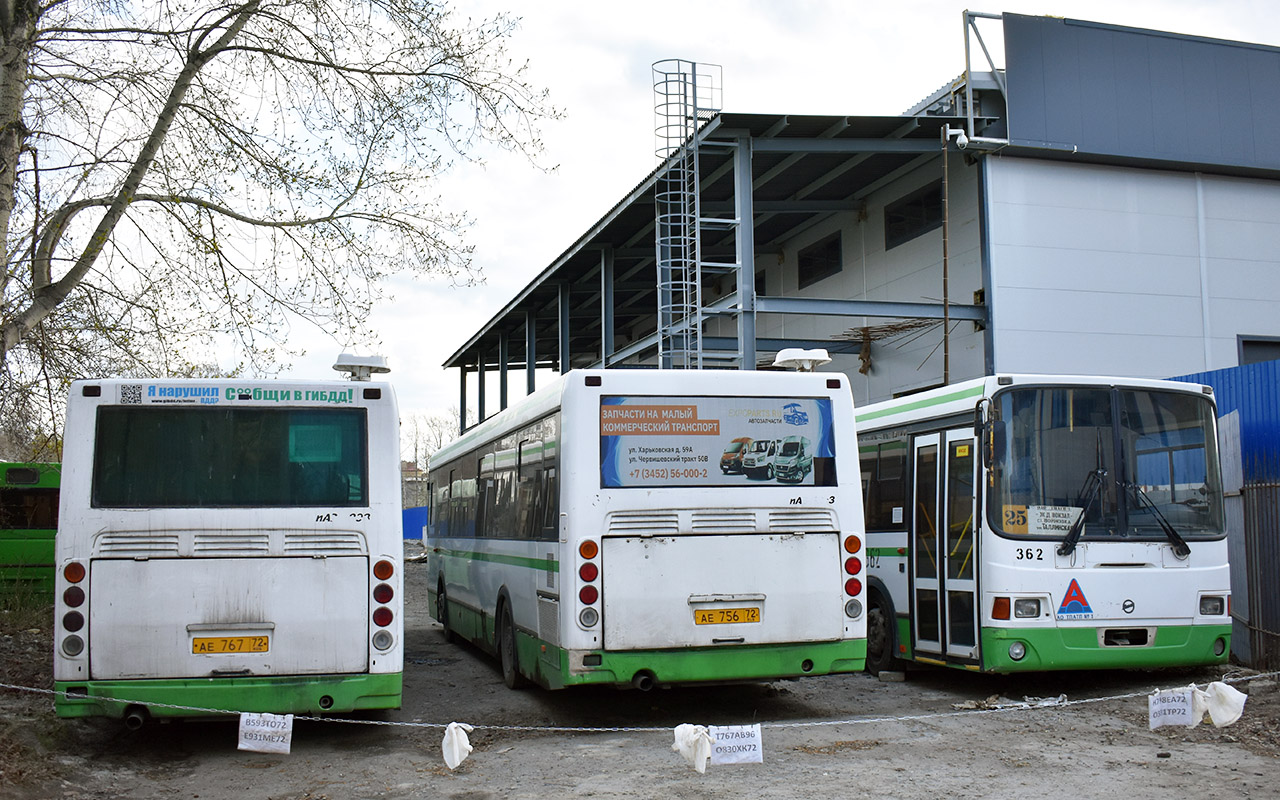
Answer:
[401,406,473,471]
[0,0,557,445]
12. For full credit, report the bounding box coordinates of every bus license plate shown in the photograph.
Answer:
[694,607,760,625]
[192,635,270,654]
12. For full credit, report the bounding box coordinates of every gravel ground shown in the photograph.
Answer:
[2,543,1277,799]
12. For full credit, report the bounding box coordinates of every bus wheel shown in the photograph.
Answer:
[499,603,530,690]
[866,593,899,676]
[436,582,455,644]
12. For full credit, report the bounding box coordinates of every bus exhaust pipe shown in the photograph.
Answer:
[123,705,149,731]
[632,671,656,692]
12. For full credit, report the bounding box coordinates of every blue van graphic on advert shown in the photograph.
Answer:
[782,403,808,425]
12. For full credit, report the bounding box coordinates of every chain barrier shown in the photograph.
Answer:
[3,669,1277,734]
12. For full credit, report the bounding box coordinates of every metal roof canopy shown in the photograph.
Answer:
[443,112,981,381]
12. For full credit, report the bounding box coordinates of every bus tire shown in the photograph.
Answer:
[437,581,455,644]
[866,591,900,676]
[499,602,530,690]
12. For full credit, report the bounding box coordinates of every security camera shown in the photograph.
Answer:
[956,132,969,149]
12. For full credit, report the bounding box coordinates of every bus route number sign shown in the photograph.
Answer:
[694,607,761,625]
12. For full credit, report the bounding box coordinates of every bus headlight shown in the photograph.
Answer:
[1008,641,1027,661]
[372,630,394,651]
[1014,599,1041,619]
[62,635,84,657]
[1200,596,1225,616]
[1214,637,1227,656]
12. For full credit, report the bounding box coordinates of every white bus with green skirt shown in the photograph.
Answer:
[425,368,866,690]
[857,374,1231,674]
[54,368,403,725]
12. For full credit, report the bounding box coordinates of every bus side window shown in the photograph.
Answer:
[863,437,908,530]
[539,467,559,541]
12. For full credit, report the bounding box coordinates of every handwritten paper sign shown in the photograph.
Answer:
[1149,688,1195,729]
[709,724,764,764]
[238,712,294,754]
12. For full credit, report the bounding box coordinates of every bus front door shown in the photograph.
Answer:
[911,430,979,665]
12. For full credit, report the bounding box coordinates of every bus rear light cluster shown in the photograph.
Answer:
[843,535,863,598]
[578,539,600,628]
[61,562,87,657]
[842,535,863,618]
[371,559,395,648]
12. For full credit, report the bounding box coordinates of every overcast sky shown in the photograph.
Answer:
[279,0,1279,434]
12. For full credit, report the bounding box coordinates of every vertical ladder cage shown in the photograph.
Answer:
[652,60,723,369]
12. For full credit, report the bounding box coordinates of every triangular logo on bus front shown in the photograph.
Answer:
[1057,578,1094,618]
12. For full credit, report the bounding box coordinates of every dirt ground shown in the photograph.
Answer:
[2,544,1278,799]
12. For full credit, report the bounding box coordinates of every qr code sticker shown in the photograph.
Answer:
[119,384,143,404]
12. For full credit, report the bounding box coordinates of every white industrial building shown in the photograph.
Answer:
[443,12,1280,418]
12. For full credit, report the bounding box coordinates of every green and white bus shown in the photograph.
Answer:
[857,374,1231,674]
[426,368,867,690]
[0,461,61,600]
[54,368,403,725]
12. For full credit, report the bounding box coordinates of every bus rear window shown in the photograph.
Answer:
[92,407,368,508]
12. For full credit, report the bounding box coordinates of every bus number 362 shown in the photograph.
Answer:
[1015,548,1044,561]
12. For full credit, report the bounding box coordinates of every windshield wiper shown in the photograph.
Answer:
[1057,468,1106,557]
[1124,482,1191,558]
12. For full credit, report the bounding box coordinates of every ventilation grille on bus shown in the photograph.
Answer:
[194,533,270,556]
[95,532,181,557]
[607,511,680,535]
[283,532,365,555]
[768,509,838,532]
[691,510,756,532]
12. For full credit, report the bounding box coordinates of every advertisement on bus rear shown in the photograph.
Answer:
[600,395,836,487]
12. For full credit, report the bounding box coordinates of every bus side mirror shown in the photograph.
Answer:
[976,399,1003,469]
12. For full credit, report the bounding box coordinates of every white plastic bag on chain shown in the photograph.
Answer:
[672,723,715,773]
[442,721,475,770]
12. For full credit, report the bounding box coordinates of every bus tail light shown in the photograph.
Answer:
[64,562,85,583]
[373,583,394,604]
[993,597,1011,620]
[843,535,861,554]
[63,586,85,608]
[373,559,394,580]
[372,607,393,627]
[844,556,862,576]
[578,539,600,626]
[844,577,862,597]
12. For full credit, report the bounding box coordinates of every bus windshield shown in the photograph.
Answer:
[92,406,368,508]
[988,386,1224,542]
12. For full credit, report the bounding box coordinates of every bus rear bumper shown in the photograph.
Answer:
[53,672,402,719]
[980,624,1231,673]
[559,639,866,689]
